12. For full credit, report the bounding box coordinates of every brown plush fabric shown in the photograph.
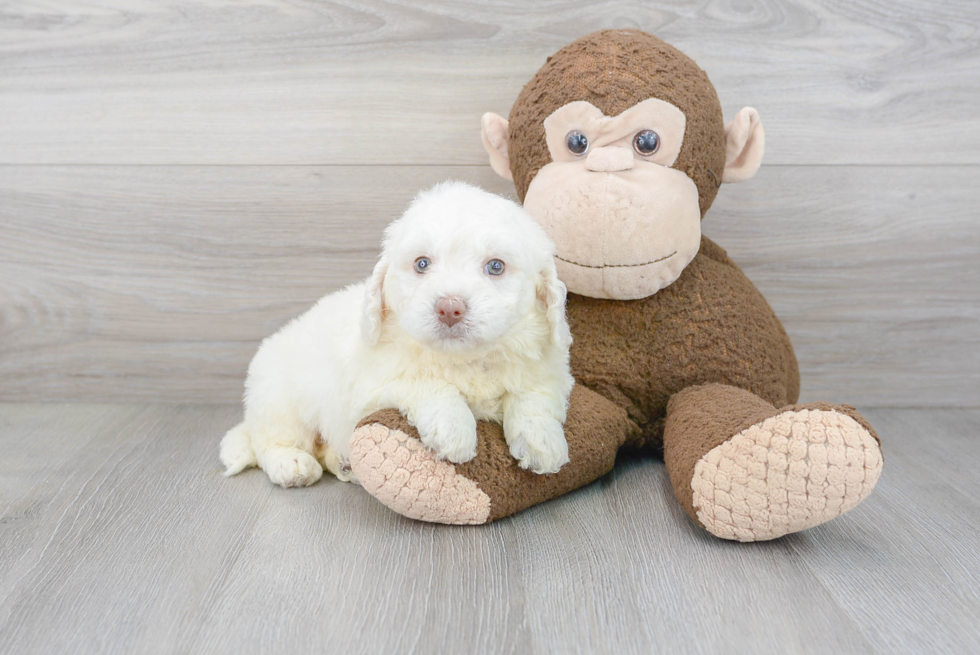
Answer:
[507,29,727,218]
[357,385,635,522]
[567,235,800,452]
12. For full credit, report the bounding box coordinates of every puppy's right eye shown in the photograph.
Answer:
[414,257,431,274]
[485,259,505,276]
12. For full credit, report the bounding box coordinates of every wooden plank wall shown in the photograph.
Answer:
[1,0,978,406]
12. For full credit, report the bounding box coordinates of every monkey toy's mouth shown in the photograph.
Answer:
[554,251,677,270]
[552,248,694,300]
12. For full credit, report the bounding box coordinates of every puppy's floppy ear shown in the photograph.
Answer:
[538,263,572,351]
[361,256,388,345]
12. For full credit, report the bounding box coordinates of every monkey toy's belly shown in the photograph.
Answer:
[565,237,800,450]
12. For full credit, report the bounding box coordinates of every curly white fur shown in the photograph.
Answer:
[220,181,574,488]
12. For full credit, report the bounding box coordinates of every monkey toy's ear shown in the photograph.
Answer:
[481,112,514,181]
[722,107,766,184]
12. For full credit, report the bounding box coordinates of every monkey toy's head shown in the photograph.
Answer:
[481,29,765,300]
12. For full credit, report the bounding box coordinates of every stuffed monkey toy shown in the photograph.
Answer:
[347,30,883,541]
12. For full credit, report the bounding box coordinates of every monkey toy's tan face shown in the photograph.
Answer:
[481,75,765,301]
[525,98,699,300]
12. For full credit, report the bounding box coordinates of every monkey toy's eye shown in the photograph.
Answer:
[414,257,431,273]
[566,131,589,155]
[633,130,660,155]
[485,259,505,276]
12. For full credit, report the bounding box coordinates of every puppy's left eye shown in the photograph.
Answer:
[414,257,431,274]
[485,259,505,276]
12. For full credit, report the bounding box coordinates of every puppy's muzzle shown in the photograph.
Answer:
[435,297,467,327]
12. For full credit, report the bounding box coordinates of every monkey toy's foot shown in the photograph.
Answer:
[664,384,883,542]
[348,385,632,524]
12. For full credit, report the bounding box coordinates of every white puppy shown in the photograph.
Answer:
[220,181,574,488]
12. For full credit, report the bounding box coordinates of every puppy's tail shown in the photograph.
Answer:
[220,422,257,476]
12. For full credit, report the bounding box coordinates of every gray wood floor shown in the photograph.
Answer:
[0,404,977,654]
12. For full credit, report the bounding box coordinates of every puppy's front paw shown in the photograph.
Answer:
[262,447,323,488]
[507,416,569,474]
[414,398,478,464]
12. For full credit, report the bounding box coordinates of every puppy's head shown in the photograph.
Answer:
[362,181,570,353]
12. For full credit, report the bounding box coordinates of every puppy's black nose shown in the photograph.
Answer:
[435,297,467,327]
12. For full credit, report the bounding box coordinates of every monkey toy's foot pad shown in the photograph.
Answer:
[691,408,883,542]
[349,423,491,524]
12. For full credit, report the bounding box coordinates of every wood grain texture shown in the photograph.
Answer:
[1,0,978,165]
[0,404,977,654]
[1,164,976,406]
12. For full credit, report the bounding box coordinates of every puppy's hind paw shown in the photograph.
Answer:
[507,416,569,475]
[262,447,323,488]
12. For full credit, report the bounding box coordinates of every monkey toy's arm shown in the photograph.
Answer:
[348,385,633,525]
